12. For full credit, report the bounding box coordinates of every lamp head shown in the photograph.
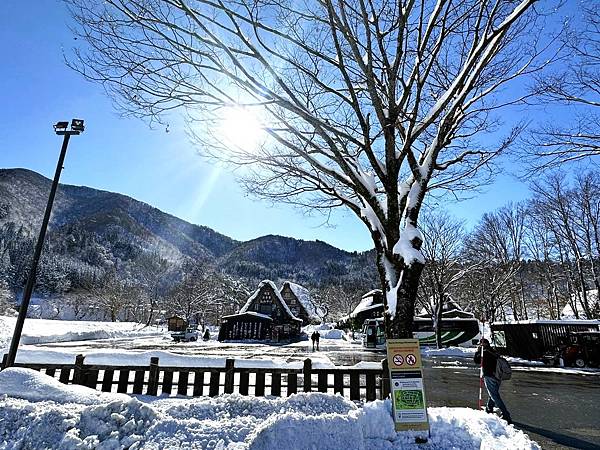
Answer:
[53,121,69,133]
[71,119,85,132]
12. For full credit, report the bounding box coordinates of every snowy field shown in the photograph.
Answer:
[0,316,164,349]
[0,367,540,450]
[2,317,597,376]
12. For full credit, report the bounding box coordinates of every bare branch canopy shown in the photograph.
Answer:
[67,0,557,337]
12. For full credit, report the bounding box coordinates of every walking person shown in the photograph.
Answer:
[315,331,320,351]
[311,331,317,351]
[474,338,512,424]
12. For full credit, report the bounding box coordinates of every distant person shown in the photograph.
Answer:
[474,338,512,424]
[315,331,321,351]
[203,329,210,341]
[311,331,317,351]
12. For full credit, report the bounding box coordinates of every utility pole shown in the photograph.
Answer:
[3,120,85,369]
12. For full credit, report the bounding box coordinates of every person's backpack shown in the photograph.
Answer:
[495,356,512,381]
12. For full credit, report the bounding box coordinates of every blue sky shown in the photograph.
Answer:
[0,0,536,252]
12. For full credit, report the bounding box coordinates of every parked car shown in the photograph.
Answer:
[171,327,199,342]
[543,331,600,368]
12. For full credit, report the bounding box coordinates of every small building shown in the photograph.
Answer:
[219,312,272,340]
[280,281,322,326]
[218,280,302,342]
[167,315,187,332]
[491,320,600,360]
[339,290,384,330]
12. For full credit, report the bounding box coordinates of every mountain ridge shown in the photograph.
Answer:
[0,168,376,294]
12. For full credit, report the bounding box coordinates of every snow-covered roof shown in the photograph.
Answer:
[239,280,301,321]
[221,311,273,321]
[348,295,384,319]
[282,281,323,321]
[418,296,475,319]
[492,319,600,326]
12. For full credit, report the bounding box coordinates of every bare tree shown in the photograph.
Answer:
[0,279,16,316]
[526,6,600,171]
[531,174,594,318]
[67,0,555,338]
[166,263,242,326]
[83,271,135,322]
[523,203,567,319]
[463,203,526,321]
[314,283,358,322]
[418,210,470,348]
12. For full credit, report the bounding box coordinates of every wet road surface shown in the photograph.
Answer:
[34,336,600,449]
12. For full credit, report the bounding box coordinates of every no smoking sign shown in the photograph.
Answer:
[393,354,404,366]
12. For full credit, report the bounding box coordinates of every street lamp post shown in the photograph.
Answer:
[3,119,85,369]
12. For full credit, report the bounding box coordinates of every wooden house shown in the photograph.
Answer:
[338,289,384,330]
[280,281,322,326]
[218,280,302,342]
[167,315,187,332]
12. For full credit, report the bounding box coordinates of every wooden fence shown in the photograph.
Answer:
[1,354,390,402]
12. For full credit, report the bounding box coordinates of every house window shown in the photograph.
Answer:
[259,291,272,303]
[258,304,272,315]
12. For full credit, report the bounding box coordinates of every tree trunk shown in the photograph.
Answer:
[434,293,444,349]
[385,262,425,339]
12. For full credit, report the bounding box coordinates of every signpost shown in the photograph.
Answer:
[386,339,430,437]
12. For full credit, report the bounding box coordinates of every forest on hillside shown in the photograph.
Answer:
[2,171,600,324]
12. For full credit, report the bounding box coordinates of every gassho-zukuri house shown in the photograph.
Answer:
[218,280,322,342]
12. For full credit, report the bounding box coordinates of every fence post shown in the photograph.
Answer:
[381,358,390,400]
[1,353,7,370]
[224,358,235,394]
[73,354,86,385]
[147,357,160,396]
[303,358,312,392]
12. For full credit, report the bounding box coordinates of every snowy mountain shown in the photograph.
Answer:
[0,168,237,262]
[0,168,376,295]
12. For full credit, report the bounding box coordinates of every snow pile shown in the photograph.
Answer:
[0,368,129,405]
[0,315,164,349]
[422,346,477,358]
[0,369,540,449]
[303,323,345,339]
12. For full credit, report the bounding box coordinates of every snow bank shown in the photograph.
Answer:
[422,346,477,357]
[0,315,164,349]
[0,369,540,449]
[0,368,129,405]
[303,323,345,339]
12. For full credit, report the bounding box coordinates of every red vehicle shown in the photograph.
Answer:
[545,332,600,368]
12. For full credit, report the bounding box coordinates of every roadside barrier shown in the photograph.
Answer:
[1,354,390,402]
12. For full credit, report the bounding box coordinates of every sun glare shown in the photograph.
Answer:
[218,107,265,152]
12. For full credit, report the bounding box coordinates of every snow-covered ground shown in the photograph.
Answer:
[0,367,540,450]
[0,316,165,349]
[2,317,596,375]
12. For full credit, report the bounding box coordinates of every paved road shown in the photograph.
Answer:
[423,356,600,450]
[34,336,600,449]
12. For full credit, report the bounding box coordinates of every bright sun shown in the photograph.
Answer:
[218,107,265,152]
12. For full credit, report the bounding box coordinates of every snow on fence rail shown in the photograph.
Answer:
[0,354,390,401]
